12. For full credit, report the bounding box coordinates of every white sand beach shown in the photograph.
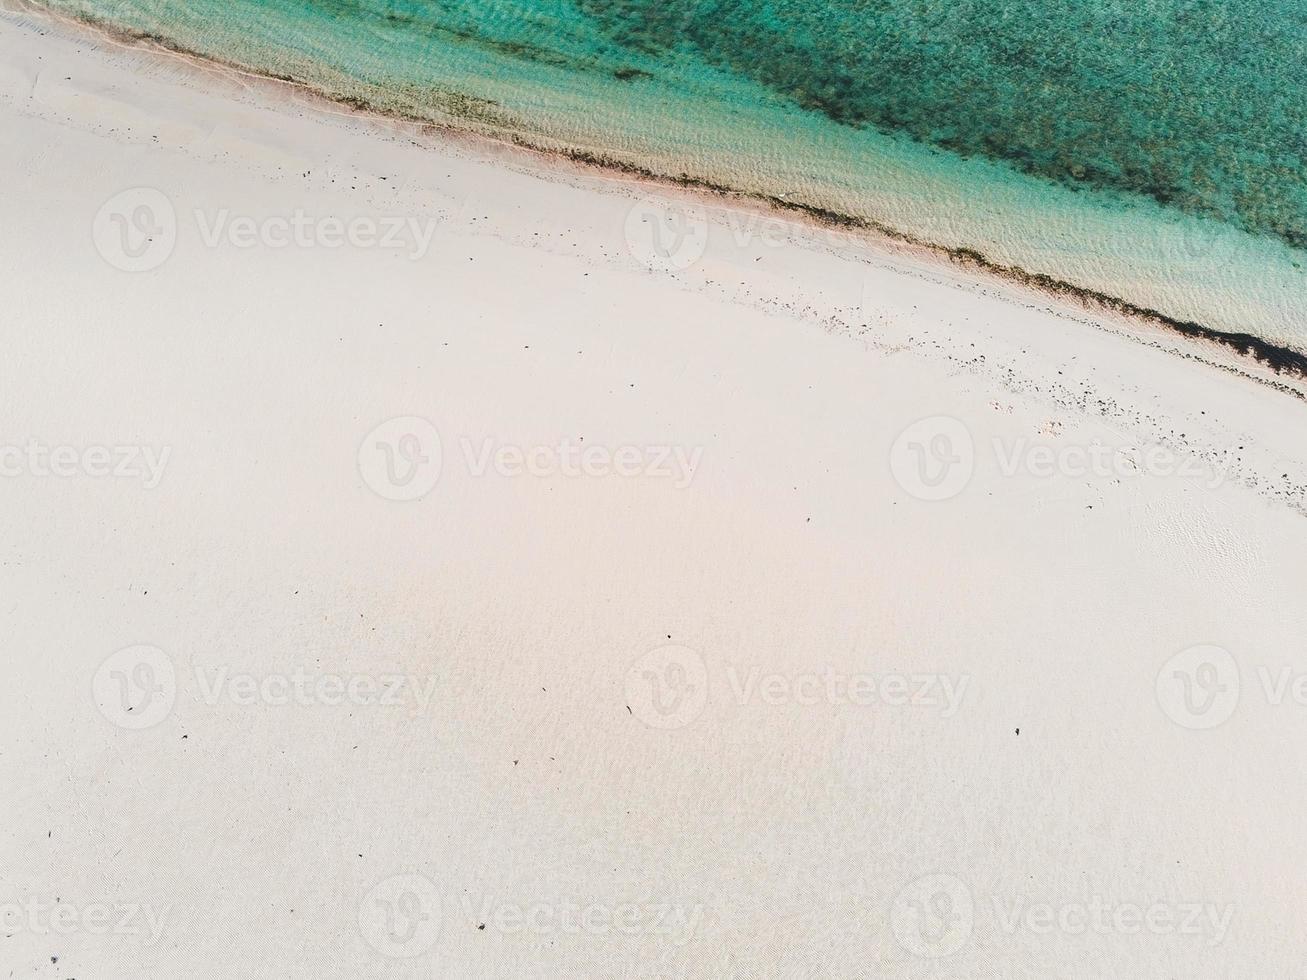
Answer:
[2,8,1307,978]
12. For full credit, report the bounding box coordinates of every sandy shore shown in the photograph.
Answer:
[3,8,1307,978]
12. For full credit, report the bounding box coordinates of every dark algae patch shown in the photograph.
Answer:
[38,0,1307,252]
[575,0,1307,251]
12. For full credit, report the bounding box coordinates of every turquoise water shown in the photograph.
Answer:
[30,0,1307,359]
[579,0,1307,251]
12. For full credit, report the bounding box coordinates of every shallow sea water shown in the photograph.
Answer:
[31,0,1307,351]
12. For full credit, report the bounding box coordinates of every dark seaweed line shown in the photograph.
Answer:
[31,2,1307,394]
[550,146,1307,389]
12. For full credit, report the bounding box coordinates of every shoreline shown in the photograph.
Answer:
[10,0,1307,397]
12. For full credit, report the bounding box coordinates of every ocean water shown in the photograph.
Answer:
[30,0,1307,357]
